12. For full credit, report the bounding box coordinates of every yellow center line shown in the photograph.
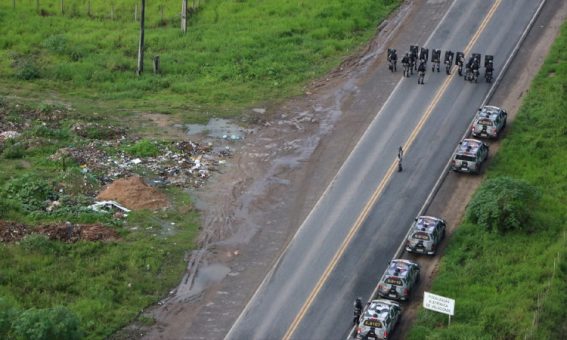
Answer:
[282,1,502,338]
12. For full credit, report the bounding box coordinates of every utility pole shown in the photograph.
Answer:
[181,0,188,33]
[136,0,146,76]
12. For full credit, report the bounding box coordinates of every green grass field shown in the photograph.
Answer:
[407,21,567,340]
[0,0,399,120]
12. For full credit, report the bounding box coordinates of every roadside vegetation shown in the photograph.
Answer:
[0,0,399,119]
[408,21,567,339]
[0,1,402,338]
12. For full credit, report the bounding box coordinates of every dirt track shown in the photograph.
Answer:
[122,0,567,339]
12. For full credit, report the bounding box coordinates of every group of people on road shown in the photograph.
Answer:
[387,46,495,84]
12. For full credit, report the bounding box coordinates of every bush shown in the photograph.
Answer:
[0,298,18,338]
[42,35,68,55]
[125,139,161,157]
[12,306,82,340]
[3,174,54,211]
[466,176,541,233]
[2,142,26,159]
[14,60,41,80]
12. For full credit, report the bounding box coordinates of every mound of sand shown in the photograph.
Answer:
[96,176,168,210]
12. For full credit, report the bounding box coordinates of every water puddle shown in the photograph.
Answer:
[186,118,247,140]
[175,262,231,302]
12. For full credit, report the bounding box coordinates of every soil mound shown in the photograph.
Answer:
[96,176,168,210]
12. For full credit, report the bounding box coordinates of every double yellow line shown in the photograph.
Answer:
[282,0,502,338]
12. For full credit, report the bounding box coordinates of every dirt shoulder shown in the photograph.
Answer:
[119,0,567,339]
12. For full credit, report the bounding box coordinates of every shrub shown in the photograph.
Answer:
[2,142,26,159]
[11,52,42,80]
[3,174,54,211]
[42,35,68,55]
[125,139,161,157]
[466,176,541,233]
[0,298,18,338]
[12,306,82,340]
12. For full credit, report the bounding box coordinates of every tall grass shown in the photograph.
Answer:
[407,21,567,339]
[0,0,400,118]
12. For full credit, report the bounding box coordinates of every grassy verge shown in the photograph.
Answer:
[407,21,567,339]
[0,0,400,119]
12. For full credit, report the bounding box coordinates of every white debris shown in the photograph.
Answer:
[88,200,131,213]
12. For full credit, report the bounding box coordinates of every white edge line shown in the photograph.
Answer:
[346,0,549,338]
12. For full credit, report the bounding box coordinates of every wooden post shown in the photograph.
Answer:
[60,0,64,14]
[87,0,91,17]
[136,0,145,76]
[36,0,39,13]
[12,0,15,9]
[153,56,160,74]
[160,4,164,23]
[181,0,187,33]
[111,2,114,20]
[134,3,138,21]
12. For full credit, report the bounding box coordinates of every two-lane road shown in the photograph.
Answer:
[226,0,545,339]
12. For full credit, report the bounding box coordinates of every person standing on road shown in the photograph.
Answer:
[397,146,404,172]
[353,297,363,325]
[417,61,426,85]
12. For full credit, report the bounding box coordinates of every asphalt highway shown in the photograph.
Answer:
[225,0,545,339]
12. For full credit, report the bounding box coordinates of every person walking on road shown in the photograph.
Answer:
[397,146,403,172]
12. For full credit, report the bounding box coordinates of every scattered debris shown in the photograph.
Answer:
[0,221,29,243]
[0,131,20,142]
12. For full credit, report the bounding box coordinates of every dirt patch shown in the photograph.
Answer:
[0,221,120,243]
[96,176,169,211]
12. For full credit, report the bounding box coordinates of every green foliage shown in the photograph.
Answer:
[0,0,400,117]
[408,21,567,339]
[2,142,26,159]
[0,298,18,338]
[11,54,41,80]
[12,306,82,340]
[125,139,161,157]
[3,174,54,211]
[42,34,68,55]
[466,176,540,233]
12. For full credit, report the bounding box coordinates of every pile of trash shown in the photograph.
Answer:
[50,140,232,189]
[0,221,120,243]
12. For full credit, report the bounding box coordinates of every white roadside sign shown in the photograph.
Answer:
[423,291,455,316]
